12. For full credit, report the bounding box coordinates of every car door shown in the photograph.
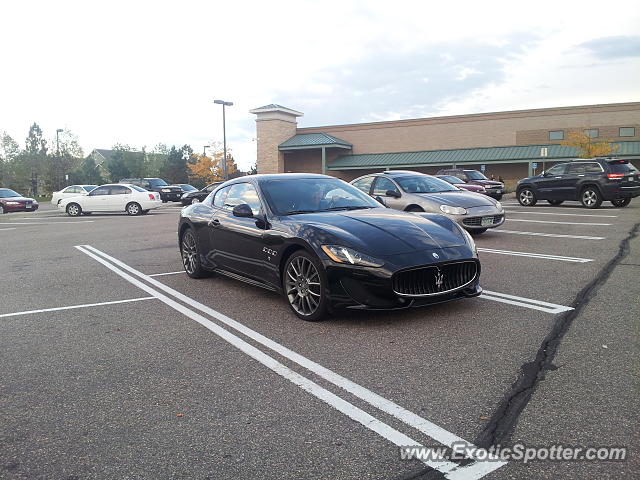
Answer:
[371,176,403,209]
[534,163,569,200]
[209,182,268,280]
[84,186,111,211]
[107,185,133,211]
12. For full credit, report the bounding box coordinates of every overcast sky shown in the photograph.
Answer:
[1,0,639,170]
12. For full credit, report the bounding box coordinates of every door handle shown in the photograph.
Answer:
[209,218,220,226]
[554,176,562,179]
[577,174,585,177]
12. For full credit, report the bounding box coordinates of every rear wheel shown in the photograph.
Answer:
[284,251,328,322]
[126,202,142,215]
[518,188,537,206]
[66,203,82,216]
[180,229,210,278]
[547,200,563,206]
[611,198,631,208]
[580,187,602,209]
[1,205,6,214]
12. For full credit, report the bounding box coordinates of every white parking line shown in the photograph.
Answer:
[0,297,155,319]
[477,248,592,263]
[503,210,617,218]
[148,271,185,277]
[76,244,506,479]
[503,204,615,211]
[480,290,573,314]
[0,221,95,225]
[506,218,611,226]
[492,229,605,240]
[0,228,17,232]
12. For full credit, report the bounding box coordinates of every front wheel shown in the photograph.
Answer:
[518,188,537,206]
[180,229,211,278]
[191,198,200,205]
[581,187,602,209]
[547,200,563,206]
[284,251,328,322]
[611,198,631,208]
[126,202,142,215]
[66,203,82,216]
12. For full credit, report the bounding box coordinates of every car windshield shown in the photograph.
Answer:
[396,176,459,193]
[180,184,197,191]
[0,189,21,198]
[608,161,638,174]
[465,171,488,180]
[261,178,380,215]
[148,179,168,187]
[82,185,98,192]
[438,175,465,184]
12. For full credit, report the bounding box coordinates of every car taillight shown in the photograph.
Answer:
[607,173,625,180]
[148,193,155,200]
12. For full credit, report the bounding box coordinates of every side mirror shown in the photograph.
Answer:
[541,171,548,177]
[374,195,387,206]
[385,190,401,198]
[232,203,254,218]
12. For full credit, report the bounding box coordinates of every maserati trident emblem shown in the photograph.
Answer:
[435,269,444,290]
[432,252,439,259]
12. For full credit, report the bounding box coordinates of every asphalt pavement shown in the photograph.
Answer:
[1,197,638,479]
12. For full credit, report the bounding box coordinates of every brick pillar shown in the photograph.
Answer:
[250,105,303,174]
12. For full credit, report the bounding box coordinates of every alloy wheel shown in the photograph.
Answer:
[285,256,322,316]
[127,203,140,215]
[519,190,534,205]
[67,204,80,216]
[181,232,198,274]
[191,198,200,204]
[582,190,597,207]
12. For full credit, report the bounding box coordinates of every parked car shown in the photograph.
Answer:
[59,184,161,216]
[516,158,640,209]
[180,181,224,206]
[51,185,98,205]
[436,175,486,193]
[119,178,183,202]
[351,171,504,234]
[178,174,481,321]
[178,184,198,194]
[0,188,39,213]
[435,169,504,199]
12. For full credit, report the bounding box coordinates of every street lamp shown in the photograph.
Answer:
[56,128,64,188]
[203,145,210,156]
[213,99,233,180]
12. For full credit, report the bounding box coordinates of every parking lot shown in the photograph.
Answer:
[1,198,638,479]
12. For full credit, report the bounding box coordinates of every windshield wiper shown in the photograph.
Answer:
[284,209,319,215]
[321,206,375,211]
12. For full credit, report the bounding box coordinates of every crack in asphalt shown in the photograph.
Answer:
[393,220,639,480]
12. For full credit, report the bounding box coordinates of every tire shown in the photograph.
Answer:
[283,250,328,322]
[517,188,537,206]
[1,205,6,214]
[66,203,82,216]
[470,228,487,235]
[580,187,602,209]
[180,229,211,279]
[126,202,142,215]
[611,198,631,208]
[406,206,424,212]
[547,200,563,206]
[191,198,200,205]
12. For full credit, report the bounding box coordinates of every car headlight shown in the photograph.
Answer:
[6,201,20,205]
[161,188,171,192]
[321,245,383,267]
[495,201,503,211]
[181,193,189,199]
[440,204,467,215]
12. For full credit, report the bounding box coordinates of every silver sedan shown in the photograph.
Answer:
[351,170,505,233]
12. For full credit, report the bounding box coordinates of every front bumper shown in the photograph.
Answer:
[159,191,183,202]
[3,203,38,212]
[446,206,505,230]
[482,189,503,199]
[324,246,481,311]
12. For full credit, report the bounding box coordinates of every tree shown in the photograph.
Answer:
[561,131,619,158]
[105,143,133,182]
[0,132,20,187]
[146,143,169,178]
[45,129,84,191]
[248,162,257,175]
[187,153,219,186]
[25,123,48,195]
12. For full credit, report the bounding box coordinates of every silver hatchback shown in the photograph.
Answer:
[351,171,505,233]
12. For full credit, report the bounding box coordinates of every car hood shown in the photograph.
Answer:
[472,180,503,187]
[1,196,35,203]
[284,207,467,256]
[415,191,497,208]
[458,184,484,191]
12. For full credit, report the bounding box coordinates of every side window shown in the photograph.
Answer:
[584,162,603,173]
[546,164,568,175]
[205,183,218,192]
[213,186,231,208]
[110,185,130,195]
[372,177,400,196]
[142,180,151,189]
[224,183,262,214]
[64,186,75,193]
[352,176,375,194]
[568,163,586,174]
[89,186,110,196]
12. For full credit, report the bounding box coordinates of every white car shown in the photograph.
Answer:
[58,184,162,216]
[51,185,98,205]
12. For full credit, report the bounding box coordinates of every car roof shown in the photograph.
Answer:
[381,170,424,176]
[242,173,333,183]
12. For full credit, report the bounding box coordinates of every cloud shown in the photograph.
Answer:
[578,36,640,59]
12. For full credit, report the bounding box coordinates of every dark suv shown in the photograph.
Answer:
[435,169,504,199]
[119,178,183,202]
[516,158,640,209]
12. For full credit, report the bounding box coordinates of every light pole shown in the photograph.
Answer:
[56,128,64,188]
[213,99,233,180]
[203,145,210,156]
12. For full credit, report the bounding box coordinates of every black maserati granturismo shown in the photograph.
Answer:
[178,174,482,321]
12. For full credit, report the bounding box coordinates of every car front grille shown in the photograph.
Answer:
[392,261,478,296]
[462,214,504,226]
